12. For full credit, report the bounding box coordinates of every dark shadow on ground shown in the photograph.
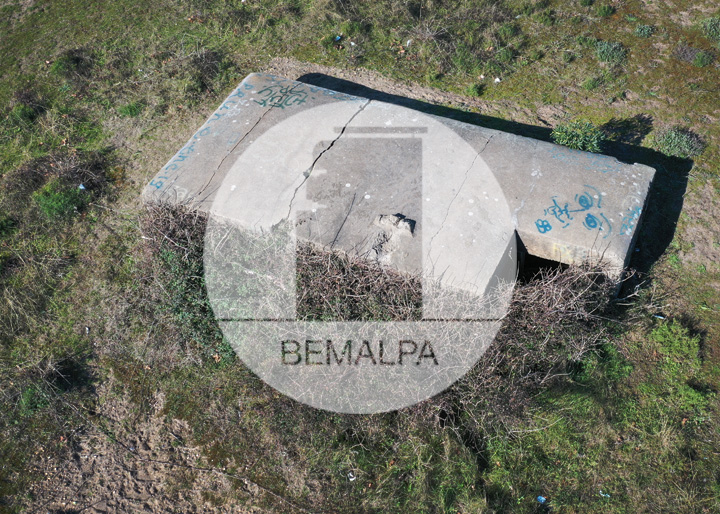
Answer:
[296,73,693,284]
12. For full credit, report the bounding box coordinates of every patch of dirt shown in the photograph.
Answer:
[22,376,308,514]
[679,182,720,270]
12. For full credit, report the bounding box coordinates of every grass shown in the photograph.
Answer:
[652,126,706,158]
[0,0,719,512]
[551,119,605,152]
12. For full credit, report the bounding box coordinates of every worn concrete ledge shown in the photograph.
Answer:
[145,73,655,295]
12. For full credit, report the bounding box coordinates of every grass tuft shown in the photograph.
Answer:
[551,119,605,152]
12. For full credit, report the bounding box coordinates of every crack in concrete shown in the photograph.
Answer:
[330,192,357,249]
[197,83,308,202]
[284,99,370,221]
[427,134,495,253]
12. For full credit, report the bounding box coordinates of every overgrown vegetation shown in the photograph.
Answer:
[0,0,719,512]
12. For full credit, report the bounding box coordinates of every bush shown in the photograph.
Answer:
[596,4,615,16]
[551,120,605,152]
[652,127,706,158]
[596,40,627,64]
[692,50,713,67]
[32,179,88,219]
[634,24,654,38]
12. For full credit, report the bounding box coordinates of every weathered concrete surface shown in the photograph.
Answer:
[145,73,654,291]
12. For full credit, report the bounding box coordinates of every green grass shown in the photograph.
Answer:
[595,40,627,64]
[551,120,605,152]
[634,24,655,38]
[652,126,706,158]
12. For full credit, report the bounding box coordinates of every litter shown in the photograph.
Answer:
[537,496,547,504]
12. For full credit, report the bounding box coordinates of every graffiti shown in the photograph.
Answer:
[535,185,612,238]
[620,205,642,236]
[535,219,552,233]
[150,75,363,194]
[253,84,309,109]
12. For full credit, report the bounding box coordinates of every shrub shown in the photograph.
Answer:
[702,16,720,42]
[32,179,88,219]
[634,24,654,38]
[652,127,706,158]
[692,50,713,67]
[596,40,627,64]
[551,120,605,152]
[596,4,615,16]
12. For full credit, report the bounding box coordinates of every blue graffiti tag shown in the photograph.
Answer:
[537,185,612,238]
[535,219,553,233]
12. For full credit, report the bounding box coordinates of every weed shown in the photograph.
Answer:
[582,75,602,90]
[551,120,605,152]
[595,40,627,64]
[496,23,517,41]
[634,24,654,38]
[496,47,515,63]
[692,50,713,67]
[117,101,144,117]
[652,126,706,158]
[701,16,720,42]
[529,49,543,61]
[534,10,555,26]
[466,83,485,96]
[596,4,615,17]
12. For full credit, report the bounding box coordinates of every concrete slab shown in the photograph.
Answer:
[145,72,655,293]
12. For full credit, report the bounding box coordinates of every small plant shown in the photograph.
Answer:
[32,178,88,219]
[496,47,515,63]
[534,10,554,25]
[551,120,605,152]
[634,24,654,38]
[117,101,144,117]
[576,35,598,48]
[652,126,706,158]
[466,83,485,97]
[579,0,593,6]
[595,40,627,64]
[596,4,615,17]
[497,23,517,40]
[581,76,602,90]
[692,50,713,67]
[529,49,543,61]
[701,16,720,42]
[562,51,575,63]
